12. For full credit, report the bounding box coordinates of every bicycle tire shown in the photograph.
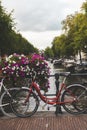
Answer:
[61,84,87,115]
[0,88,20,117]
[11,88,39,118]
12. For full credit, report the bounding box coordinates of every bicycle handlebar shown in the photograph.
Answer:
[49,72,70,77]
[49,72,87,77]
[71,73,87,76]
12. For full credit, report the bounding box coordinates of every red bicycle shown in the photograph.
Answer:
[11,72,87,117]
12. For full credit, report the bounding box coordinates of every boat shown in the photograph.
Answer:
[63,59,75,72]
[53,59,63,66]
[75,59,87,73]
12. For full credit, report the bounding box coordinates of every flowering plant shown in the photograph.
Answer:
[0,53,50,92]
[29,53,50,91]
[0,53,30,77]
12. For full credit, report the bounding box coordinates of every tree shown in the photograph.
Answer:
[52,34,75,58]
[0,1,38,55]
[81,0,87,15]
[51,0,87,58]
[44,47,54,58]
[0,1,14,55]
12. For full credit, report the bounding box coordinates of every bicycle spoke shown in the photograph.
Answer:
[61,85,87,114]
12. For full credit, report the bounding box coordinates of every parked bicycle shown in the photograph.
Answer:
[10,72,87,118]
[0,76,29,117]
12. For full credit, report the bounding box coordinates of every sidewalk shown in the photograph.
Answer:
[0,112,87,130]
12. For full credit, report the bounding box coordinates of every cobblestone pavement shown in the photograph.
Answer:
[0,112,87,130]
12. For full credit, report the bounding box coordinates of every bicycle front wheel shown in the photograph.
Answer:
[0,88,19,117]
[11,89,39,118]
[61,84,87,115]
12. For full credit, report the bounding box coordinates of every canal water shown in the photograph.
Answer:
[38,61,87,112]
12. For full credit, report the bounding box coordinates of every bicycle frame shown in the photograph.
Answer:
[0,77,8,92]
[28,76,76,105]
[0,77,13,107]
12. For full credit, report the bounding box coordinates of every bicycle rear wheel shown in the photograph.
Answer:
[0,88,19,117]
[61,84,87,115]
[11,89,39,117]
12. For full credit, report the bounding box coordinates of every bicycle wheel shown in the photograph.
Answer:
[11,89,39,117]
[0,88,20,117]
[61,84,87,115]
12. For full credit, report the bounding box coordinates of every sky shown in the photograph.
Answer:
[2,0,85,50]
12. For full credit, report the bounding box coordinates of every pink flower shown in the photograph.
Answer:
[31,53,45,61]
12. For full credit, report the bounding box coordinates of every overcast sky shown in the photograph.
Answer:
[2,0,85,50]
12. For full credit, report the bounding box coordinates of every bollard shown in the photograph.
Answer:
[55,74,62,115]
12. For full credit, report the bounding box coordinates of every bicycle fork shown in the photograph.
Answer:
[24,88,32,104]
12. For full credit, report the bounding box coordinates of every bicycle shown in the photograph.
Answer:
[10,72,87,117]
[0,76,29,117]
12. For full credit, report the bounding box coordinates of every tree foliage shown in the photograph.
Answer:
[51,0,87,58]
[0,1,38,56]
[44,47,54,58]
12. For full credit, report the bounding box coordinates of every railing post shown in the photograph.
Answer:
[55,74,62,115]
